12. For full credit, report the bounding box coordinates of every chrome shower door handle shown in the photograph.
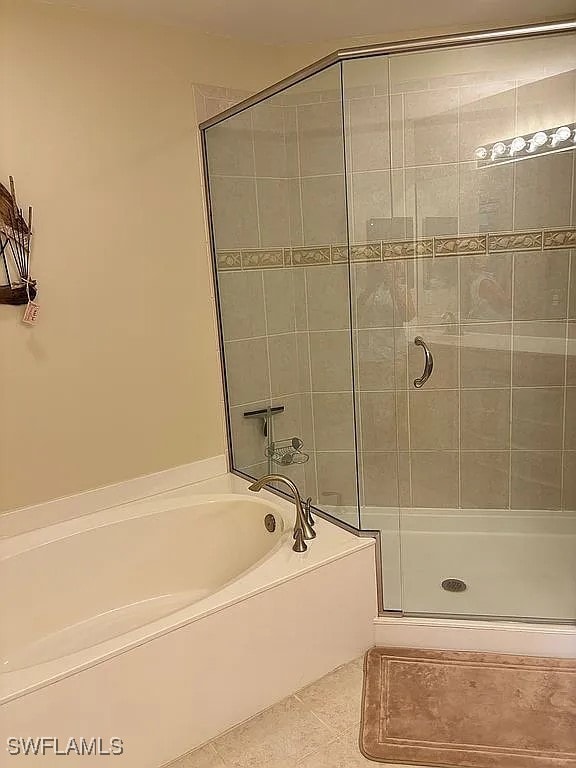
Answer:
[413,336,434,388]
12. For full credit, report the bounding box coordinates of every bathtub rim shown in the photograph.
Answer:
[0,489,374,705]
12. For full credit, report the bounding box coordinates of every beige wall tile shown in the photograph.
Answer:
[347,95,390,172]
[512,321,567,387]
[516,70,576,135]
[316,452,358,508]
[563,451,576,511]
[410,256,459,326]
[296,332,312,392]
[263,269,297,335]
[205,111,254,177]
[230,401,268,469]
[298,101,345,177]
[359,392,397,451]
[353,262,405,328]
[459,162,513,235]
[272,393,304,443]
[268,333,299,397]
[514,154,573,231]
[404,88,459,166]
[511,451,562,510]
[565,388,576,450]
[210,176,259,250]
[225,338,270,406]
[405,164,459,236]
[252,103,287,178]
[460,451,510,509]
[460,253,512,322]
[288,177,304,246]
[313,393,355,451]
[460,323,512,388]
[306,265,350,330]
[569,252,576,320]
[511,388,564,450]
[257,178,291,247]
[362,452,399,507]
[513,250,569,321]
[458,81,516,162]
[409,390,459,450]
[461,389,510,450]
[309,331,353,391]
[301,175,347,245]
[219,270,266,341]
[350,170,392,242]
[356,329,405,390]
[567,322,576,386]
[410,451,459,507]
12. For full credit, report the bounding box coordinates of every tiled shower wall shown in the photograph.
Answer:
[207,37,576,514]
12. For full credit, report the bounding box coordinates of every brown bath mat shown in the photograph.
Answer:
[360,647,576,768]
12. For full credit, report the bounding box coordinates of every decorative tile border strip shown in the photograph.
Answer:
[241,249,284,269]
[488,231,542,252]
[435,235,486,257]
[217,250,242,270]
[382,239,433,260]
[351,243,381,262]
[215,227,575,270]
[290,246,331,266]
[544,228,576,249]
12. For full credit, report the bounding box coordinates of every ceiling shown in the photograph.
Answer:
[41,0,576,45]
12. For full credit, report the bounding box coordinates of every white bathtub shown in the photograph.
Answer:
[1,477,377,767]
[1,495,285,673]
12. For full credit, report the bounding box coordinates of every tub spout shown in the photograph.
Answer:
[248,474,315,552]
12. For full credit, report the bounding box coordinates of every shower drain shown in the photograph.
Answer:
[441,578,467,593]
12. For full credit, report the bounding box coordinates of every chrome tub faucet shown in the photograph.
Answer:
[248,474,315,552]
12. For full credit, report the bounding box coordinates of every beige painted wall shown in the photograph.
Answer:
[0,0,316,512]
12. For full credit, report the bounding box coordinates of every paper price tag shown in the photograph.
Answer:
[22,301,39,326]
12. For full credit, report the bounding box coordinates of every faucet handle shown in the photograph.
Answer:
[303,497,315,528]
[293,526,307,553]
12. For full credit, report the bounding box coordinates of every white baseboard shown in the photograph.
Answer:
[0,455,228,538]
[374,616,576,658]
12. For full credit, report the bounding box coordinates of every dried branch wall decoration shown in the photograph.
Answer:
[0,177,36,306]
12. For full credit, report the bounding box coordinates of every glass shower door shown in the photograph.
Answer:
[205,64,361,529]
[344,32,576,620]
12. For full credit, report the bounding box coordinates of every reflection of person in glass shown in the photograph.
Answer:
[356,264,415,382]
[357,263,415,328]
[465,260,508,321]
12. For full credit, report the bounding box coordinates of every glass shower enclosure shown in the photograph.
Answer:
[201,22,576,623]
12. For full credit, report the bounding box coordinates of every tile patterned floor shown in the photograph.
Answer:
[166,657,418,768]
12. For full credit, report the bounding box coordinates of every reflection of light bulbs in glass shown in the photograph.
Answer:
[510,136,526,155]
[528,131,548,152]
[551,126,572,147]
[474,146,488,160]
[491,142,506,160]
